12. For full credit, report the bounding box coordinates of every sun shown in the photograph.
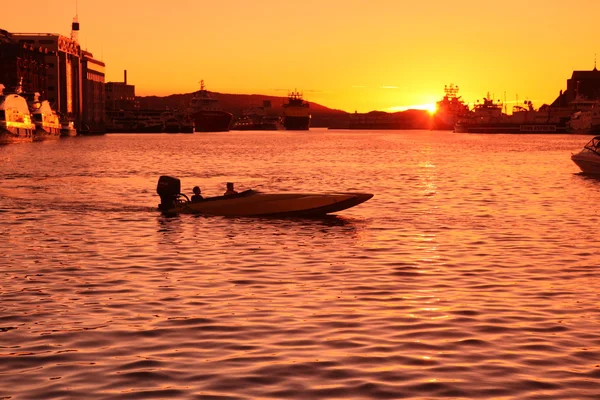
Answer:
[424,103,437,114]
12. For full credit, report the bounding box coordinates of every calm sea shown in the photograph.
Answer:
[1,130,599,399]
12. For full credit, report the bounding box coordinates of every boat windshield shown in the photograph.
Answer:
[583,136,600,155]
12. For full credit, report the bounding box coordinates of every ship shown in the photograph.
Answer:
[186,80,233,132]
[0,83,36,144]
[232,100,283,131]
[432,84,470,130]
[60,118,77,137]
[27,92,61,141]
[454,94,567,133]
[565,95,600,134]
[283,90,311,130]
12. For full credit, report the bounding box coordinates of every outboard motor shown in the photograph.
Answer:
[157,175,181,212]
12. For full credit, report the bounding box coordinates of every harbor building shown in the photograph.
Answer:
[0,18,106,133]
[0,29,51,95]
[551,67,600,107]
[10,32,83,126]
[105,70,137,110]
[82,50,106,132]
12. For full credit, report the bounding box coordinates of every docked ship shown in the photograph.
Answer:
[454,94,567,133]
[0,83,35,144]
[283,91,311,130]
[27,92,61,141]
[162,111,195,133]
[232,101,283,131]
[565,96,600,134]
[60,119,77,137]
[186,80,233,132]
[432,84,470,130]
[162,111,180,133]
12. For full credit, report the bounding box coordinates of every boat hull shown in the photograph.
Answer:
[33,126,61,141]
[571,153,600,174]
[60,127,77,137]
[192,111,233,132]
[0,126,34,144]
[165,190,373,217]
[284,116,311,131]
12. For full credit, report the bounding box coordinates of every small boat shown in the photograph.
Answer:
[571,136,600,174]
[0,83,36,144]
[156,176,373,217]
[60,119,77,137]
[27,92,61,141]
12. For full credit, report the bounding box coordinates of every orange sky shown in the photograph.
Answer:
[2,0,599,112]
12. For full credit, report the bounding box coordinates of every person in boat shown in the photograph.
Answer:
[191,186,203,202]
[224,182,238,196]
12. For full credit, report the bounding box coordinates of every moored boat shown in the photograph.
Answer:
[432,84,469,130]
[283,90,311,130]
[455,95,567,133]
[28,93,61,141]
[571,136,600,173]
[60,119,77,137]
[156,176,373,217]
[186,80,233,132]
[0,84,35,144]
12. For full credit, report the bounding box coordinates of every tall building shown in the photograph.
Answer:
[10,32,83,126]
[1,19,106,133]
[82,50,105,132]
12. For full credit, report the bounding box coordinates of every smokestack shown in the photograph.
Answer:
[124,70,127,85]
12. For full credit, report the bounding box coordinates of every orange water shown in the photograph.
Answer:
[1,131,599,399]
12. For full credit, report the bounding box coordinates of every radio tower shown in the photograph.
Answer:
[71,0,80,42]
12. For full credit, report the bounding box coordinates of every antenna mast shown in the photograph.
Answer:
[71,0,80,42]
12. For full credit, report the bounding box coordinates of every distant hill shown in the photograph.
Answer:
[135,91,350,128]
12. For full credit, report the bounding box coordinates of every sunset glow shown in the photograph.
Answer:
[2,0,600,112]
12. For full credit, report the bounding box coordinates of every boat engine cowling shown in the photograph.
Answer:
[157,175,181,211]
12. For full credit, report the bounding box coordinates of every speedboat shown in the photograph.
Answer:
[571,136,600,174]
[157,176,373,217]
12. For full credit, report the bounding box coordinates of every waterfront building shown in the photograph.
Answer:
[82,50,106,132]
[105,70,137,110]
[0,29,50,95]
[10,32,83,127]
[551,67,600,107]
[0,19,105,133]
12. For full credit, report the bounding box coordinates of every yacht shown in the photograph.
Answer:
[0,83,35,144]
[28,92,61,141]
[571,136,600,173]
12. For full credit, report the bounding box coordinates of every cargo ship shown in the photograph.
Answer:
[432,84,470,130]
[283,91,311,130]
[454,94,567,133]
[186,80,233,132]
[0,83,35,144]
